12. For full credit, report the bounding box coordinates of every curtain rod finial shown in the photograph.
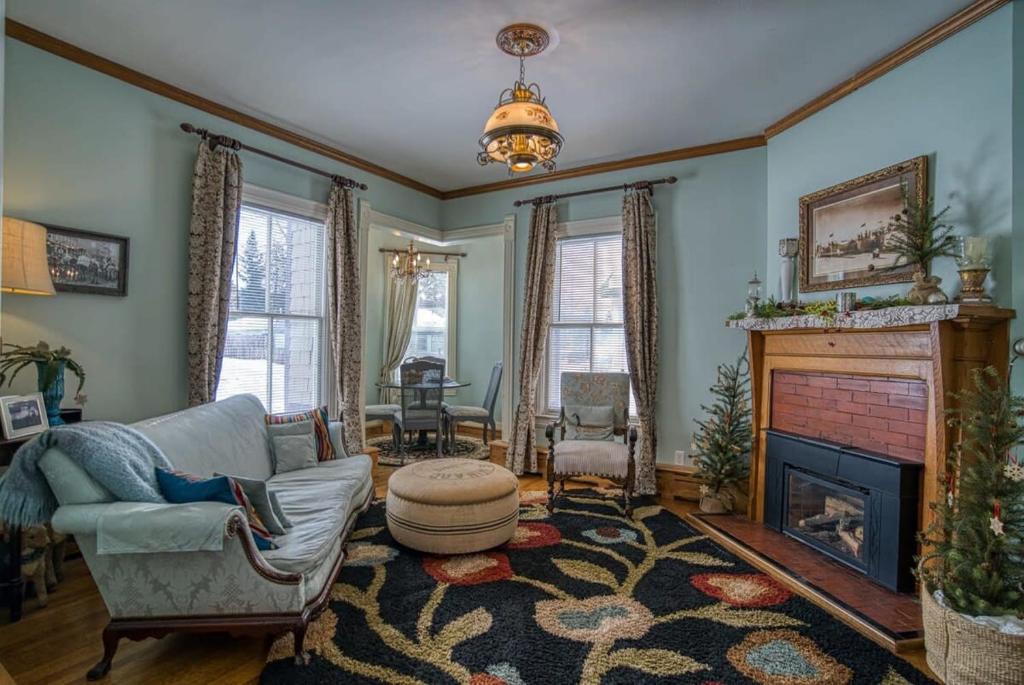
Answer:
[666,176,678,184]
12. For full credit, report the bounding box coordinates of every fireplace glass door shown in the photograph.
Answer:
[784,468,868,571]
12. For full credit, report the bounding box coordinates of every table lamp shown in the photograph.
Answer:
[2,217,56,296]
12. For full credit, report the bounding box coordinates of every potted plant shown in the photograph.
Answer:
[0,341,86,426]
[918,367,1024,684]
[694,352,751,513]
[886,187,958,304]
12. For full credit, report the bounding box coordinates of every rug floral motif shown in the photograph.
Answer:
[263,489,934,684]
[368,435,490,466]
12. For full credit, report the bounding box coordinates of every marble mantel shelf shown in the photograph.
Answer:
[726,304,1014,331]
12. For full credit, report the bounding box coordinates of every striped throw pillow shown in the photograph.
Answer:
[265,406,335,461]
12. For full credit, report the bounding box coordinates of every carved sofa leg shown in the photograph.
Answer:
[87,624,121,681]
[293,622,310,666]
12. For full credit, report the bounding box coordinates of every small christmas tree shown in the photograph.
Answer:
[919,366,1024,617]
[694,352,752,498]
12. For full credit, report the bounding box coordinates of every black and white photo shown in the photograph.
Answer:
[45,225,129,296]
[0,393,49,439]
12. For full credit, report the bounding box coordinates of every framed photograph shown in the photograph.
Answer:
[798,156,927,292]
[44,225,129,296]
[0,393,49,440]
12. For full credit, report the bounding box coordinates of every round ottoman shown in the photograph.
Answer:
[385,458,519,555]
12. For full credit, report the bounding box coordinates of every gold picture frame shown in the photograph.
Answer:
[799,156,927,293]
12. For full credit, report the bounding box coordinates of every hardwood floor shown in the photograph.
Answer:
[0,458,930,684]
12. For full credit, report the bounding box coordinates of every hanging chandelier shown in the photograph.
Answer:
[477,23,563,175]
[390,241,430,283]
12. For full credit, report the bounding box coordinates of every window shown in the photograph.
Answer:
[216,200,326,413]
[400,261,457,374]
[544,231,634,414]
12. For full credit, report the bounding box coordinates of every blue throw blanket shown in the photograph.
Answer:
[0,422,172,527]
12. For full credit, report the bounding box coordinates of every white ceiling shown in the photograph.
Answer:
[8,0,972,192]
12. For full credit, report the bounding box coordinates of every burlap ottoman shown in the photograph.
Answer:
[385,458,519,554]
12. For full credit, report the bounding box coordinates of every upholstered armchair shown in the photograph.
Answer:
[545,372,637,516]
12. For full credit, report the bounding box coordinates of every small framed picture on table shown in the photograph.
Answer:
[0,393,49,440]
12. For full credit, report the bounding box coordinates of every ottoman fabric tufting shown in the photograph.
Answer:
[385,458,519,554]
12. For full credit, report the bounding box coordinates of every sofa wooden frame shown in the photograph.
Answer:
[86,485,375,680]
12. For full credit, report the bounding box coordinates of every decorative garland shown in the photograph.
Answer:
[727,295,913,323]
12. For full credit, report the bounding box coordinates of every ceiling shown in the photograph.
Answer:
[8,0,973,193]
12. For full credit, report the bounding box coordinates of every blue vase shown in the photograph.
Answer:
[37,360,65,426]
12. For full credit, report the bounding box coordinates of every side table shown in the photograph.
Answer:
[1,407,82,623]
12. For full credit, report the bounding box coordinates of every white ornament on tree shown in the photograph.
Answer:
[990,516,1005,537]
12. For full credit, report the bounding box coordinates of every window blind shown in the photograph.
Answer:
[216,204,326,413]
[546,233,634,414]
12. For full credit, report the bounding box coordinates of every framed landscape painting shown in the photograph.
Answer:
[798,156,927,292]
[45,225,129,296]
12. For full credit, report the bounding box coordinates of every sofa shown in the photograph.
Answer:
[36,394,374,680]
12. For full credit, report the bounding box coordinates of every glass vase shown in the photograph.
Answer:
[36,360,66,426]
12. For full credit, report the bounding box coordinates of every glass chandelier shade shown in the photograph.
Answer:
[478,24,563,175]
[391,241,430,283]
[478,79,563,174]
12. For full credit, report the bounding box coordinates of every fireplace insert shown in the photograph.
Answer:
[765,430,921,592]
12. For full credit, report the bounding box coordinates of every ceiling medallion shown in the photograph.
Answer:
[478,23,563,176]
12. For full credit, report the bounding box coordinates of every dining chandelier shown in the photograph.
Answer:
[477,23,563,175]
[391,241,430,283]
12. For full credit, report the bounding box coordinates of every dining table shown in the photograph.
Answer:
[375,378,471,448]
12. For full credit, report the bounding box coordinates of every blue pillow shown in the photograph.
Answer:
[156,468,276,550]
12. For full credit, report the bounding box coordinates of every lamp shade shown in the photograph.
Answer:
[2,217,56,296]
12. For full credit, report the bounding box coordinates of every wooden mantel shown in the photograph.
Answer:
[735,304,1015,532]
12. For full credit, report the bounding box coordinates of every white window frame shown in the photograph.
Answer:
[389,256,459,383]
[537,216,625,419]
[220,184,330,411]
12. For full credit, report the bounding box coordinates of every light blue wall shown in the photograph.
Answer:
[453,233,504,418]
[443,147,768,463]
[1015,1,1024,395]
[2,40,441,421]
[766,7,1014,312]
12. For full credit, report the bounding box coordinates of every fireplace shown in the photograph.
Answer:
[764,429,921,592]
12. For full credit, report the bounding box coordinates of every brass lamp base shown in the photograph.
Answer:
[955,267,992,304]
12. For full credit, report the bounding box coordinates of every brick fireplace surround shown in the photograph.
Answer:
[770,371,927,462]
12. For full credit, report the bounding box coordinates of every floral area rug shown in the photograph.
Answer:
[262,489,934,684]
[368,434,490,466]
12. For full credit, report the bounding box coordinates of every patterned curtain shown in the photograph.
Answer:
[379,274,419,403]
[622,187,659,494]
[507,201,558,474]
[186,141,242,406]
[326,181,364,455]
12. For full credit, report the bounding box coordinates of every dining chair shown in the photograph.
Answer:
[545,371,637,517]
[395,358,446,460]
[364,403,401,451]
[445,361,502,447]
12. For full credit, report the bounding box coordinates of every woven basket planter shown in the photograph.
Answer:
[921,584,1024,684]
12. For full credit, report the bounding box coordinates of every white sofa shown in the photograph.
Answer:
[36,394,373,680]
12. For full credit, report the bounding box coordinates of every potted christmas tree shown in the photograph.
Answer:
[694,352,751,514]
[918,366,1024,684]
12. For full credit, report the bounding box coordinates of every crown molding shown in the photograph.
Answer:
[4,19,444,199]
[764,0,1009,139]
[6,0,1007,203]
[441,136,766,200]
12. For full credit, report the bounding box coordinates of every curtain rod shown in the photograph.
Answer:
[512,175,677,207]
[180,123,368,191]
[378,248,467,258]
